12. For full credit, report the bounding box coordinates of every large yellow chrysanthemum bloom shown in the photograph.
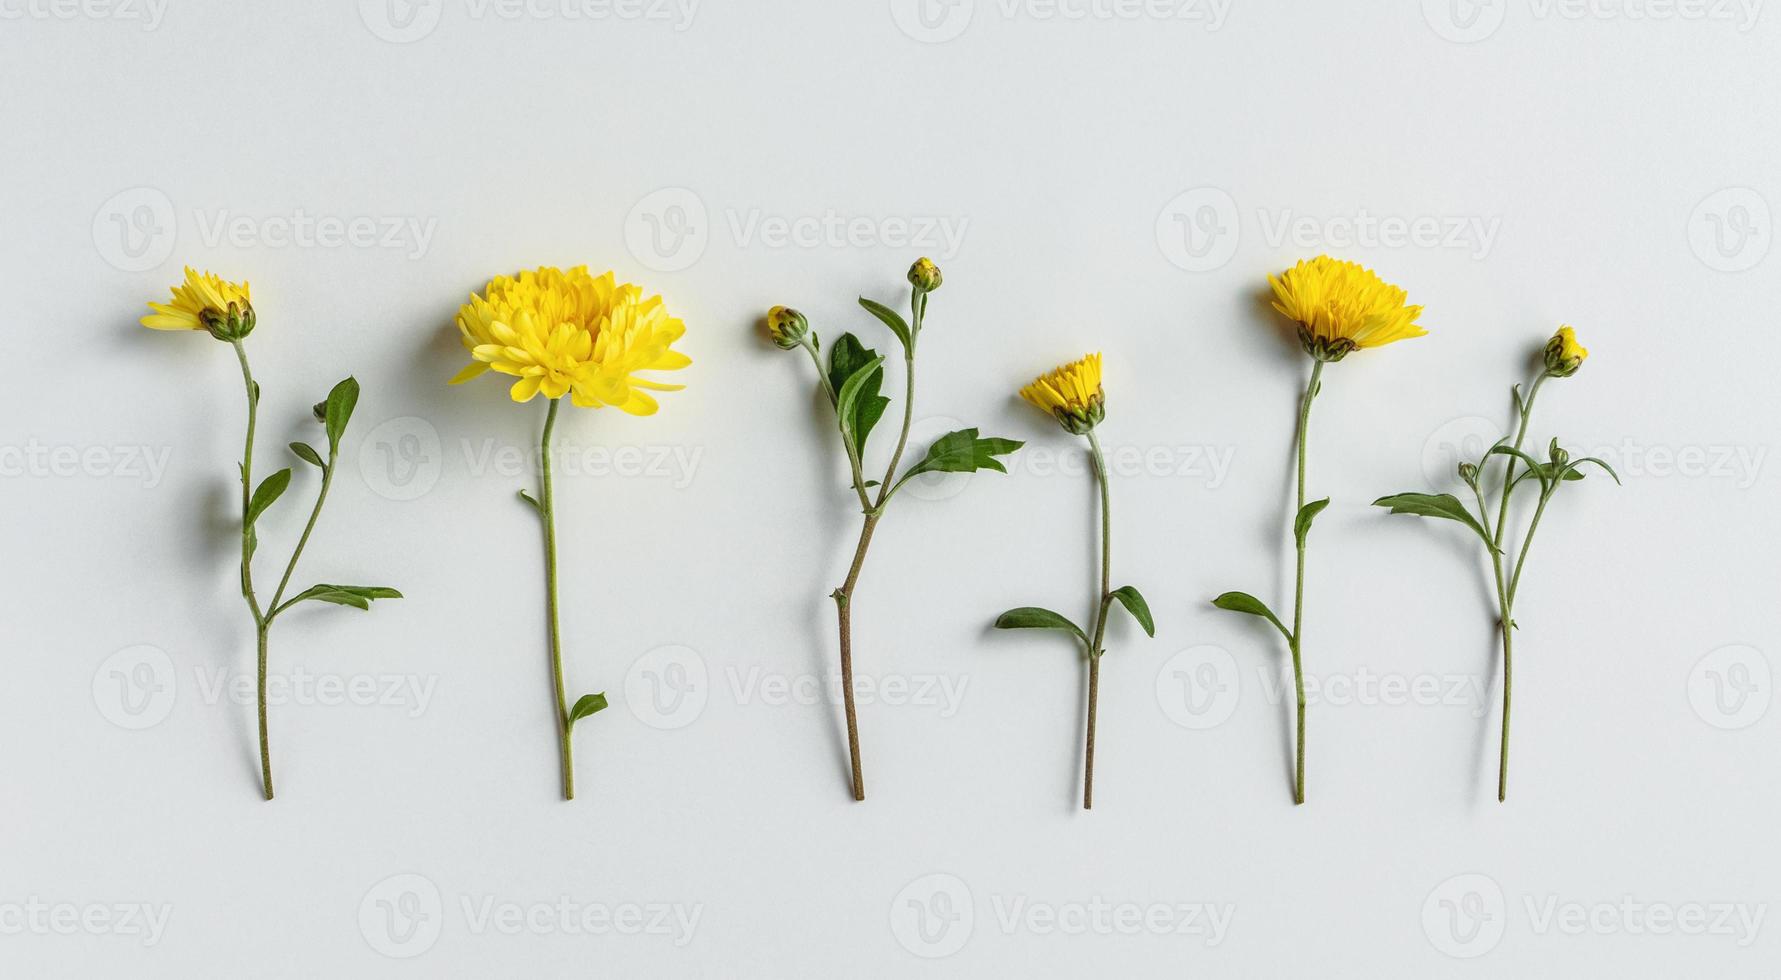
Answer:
[142,267,254,337]
[1020,352,1104,434]
[450,266,689,415]
[1268,256,1426,362]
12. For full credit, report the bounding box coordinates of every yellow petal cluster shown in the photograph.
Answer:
[1544,325,1588,377]
[450,266,690,415]
[1020,352,1105,433]
[1268,256,1425,361]
[141,267,252,332]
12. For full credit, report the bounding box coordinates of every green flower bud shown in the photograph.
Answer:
[907,257,943,293]
[199,300,255,342]
[1458,462,1479,486]
[766,306,810,350]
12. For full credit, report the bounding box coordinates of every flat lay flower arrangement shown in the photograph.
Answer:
[141,253,1611,808]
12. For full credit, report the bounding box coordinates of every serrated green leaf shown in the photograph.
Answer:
[323,377,360,449]
[1211,591,1290,640]
[568,692,609,725]
[1372,492,1497,552]
[835,355,888,461]
[1109,585,1155,638]
[899,428,1023,483]
[993,607,1088,647]
[289,442,325,468]
[245,469,292,528]
[857,296,912,349]
[826,333,874,404]
[1293,498,1330,546]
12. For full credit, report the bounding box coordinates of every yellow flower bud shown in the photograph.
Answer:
[907,257,943,293]
[766,306,811,350]
[1543,325,1587,378]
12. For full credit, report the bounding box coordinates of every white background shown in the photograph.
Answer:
[2,0,1777,975]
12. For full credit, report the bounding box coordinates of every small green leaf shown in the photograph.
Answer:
[898,428,1023,483]
[568,692,609,725]
[1293,497,1330,546]
[857,296,912,349]
[1564,456,1622,485]
[826,333,875,404]
[286,583,403,611]
[1211,591,1290,640]
[517,489,542,512]
[1371,492,1496,552]
[289,442,325,468]
[994,607,1088,647]
[245,469,292,527]
[323,377,360,449]
[835,355,888,460]
[1109,586,1155,637]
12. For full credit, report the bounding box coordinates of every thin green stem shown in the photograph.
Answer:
[801,338,873,512]
[229,340,274,800]
[873,352,917,511]
[1491,373,1547,552]
[268,451,338,616]
[1083,430,1113,810]
[1488,371,1548,803]
[1287,359,1323,806]
[538,398,574,800]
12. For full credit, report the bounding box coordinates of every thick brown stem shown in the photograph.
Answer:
[832,512,881,801]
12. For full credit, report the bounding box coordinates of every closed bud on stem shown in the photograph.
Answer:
[766,306,811,350]
[1543,325,1587,378]
[907,257,943,293]
[199,300,256,342]
[1458,461,1479,486]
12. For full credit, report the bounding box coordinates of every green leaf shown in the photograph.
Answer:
[568,692,609,725]
[286,583,403,611]
[1293,497,1330,546]
[857,296,912,350]
[517,489,542,512]
[323,377,360,449]
[1372,492,1496,552]
[289,442,325,468]
[1109,586,1155,637]
[898,428,1023,483]
[1563,456,1621,485]
[245,469,292,528]
[993,607,1088,647]
[827,333,890,456]
[1211,591,1290,640]
[835,355,888,461]
[826,333,875,404]
[1488,444,1546,476]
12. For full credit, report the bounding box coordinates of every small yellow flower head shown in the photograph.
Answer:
[1543,325,1588,378]
[142,267,255,341]
[907,257,943,293]
[1020,353,1104,435]
[450,266,690,415]
[766,306,811,350]
[1268,256,1426,362]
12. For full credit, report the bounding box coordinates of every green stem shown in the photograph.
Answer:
[1488,371,1548,803]
[229,340,273,800]
[801,338,874,512]
[538,398,574,800]
[1287,359,1323,806]
[1083,430,1113,810]
[268,451,338,616]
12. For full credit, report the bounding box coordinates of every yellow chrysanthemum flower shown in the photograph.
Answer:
[1268,256,1426,362]
[142,267,255,338]
[1544,325,1587,377]
[450,266,690,415]
[1020,352,1104,434]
